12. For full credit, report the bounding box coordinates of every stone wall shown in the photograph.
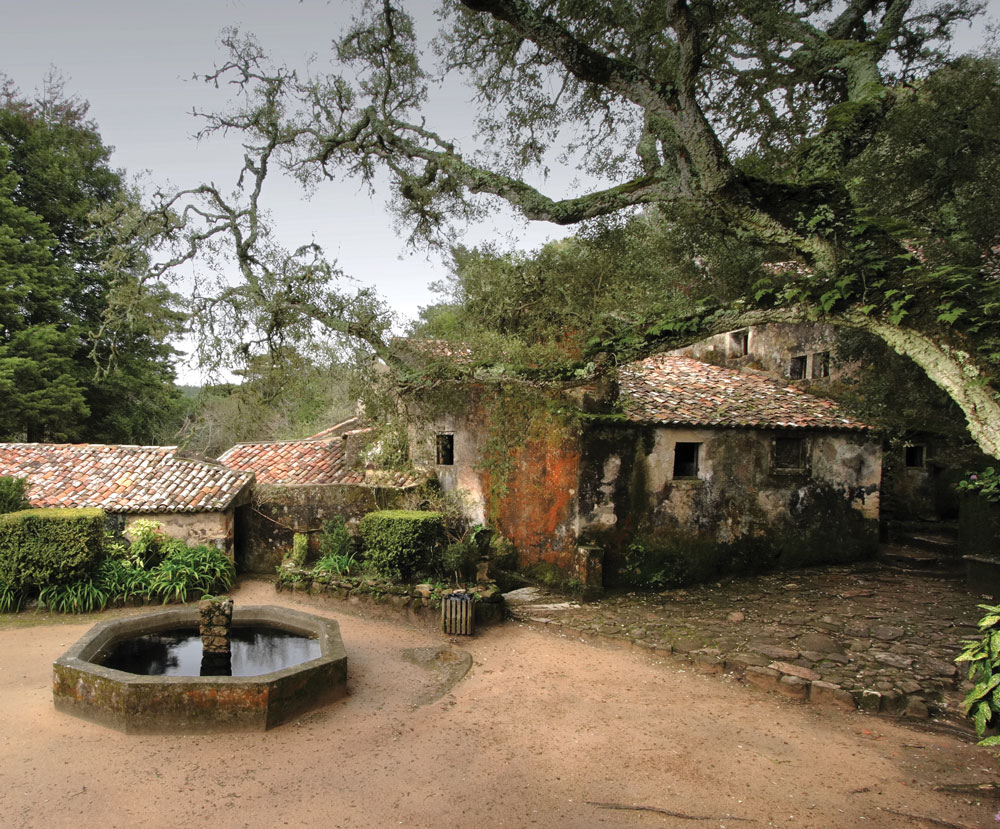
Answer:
[246,483,416,573]
[578,424,882,586]
[123,511,236,558]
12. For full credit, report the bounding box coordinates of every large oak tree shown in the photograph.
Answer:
[158,1,1000,455]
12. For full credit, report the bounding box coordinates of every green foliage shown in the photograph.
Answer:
[318,516,355,558]
[0,476,29,514]
[957,468,1000,503]
[124,518,167,568]
[0,508,104,590]
[285,533,310,568]
[314,550,359,579]
[956,604,1000,762]
[147,543,235,605]
[38,578,108,614]
[359,510,445,581]
[0,78,183,443]
[94,557,152,602]
[438,540,480,583]
[0,580,21,612]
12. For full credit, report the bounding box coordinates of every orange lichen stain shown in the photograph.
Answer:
[489,434,580,571]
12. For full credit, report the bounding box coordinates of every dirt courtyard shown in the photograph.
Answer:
[1,579,997,829]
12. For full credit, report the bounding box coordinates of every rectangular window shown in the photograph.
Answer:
[905,444,925,468]
[730,330,749,357]
[811,351,830,378]
[789,355,807,379]
[673,442,700,478]
[436,434,454,466]
[774,436,806,471]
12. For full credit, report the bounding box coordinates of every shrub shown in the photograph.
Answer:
[0,581,21,613]
[124,518,168,568]
[95,557,153,603]
[957,602,1000,764]
[0,476,29,515]
[439,540,480,582]
[0,508,105,590]
[319,516,354,559]
[149,543,235,604]
[359,510,444,580]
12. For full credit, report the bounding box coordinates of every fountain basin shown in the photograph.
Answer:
[53,605,347,733]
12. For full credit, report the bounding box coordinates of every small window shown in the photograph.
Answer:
[904,444,925,468]
[774,436,806,471]
[673,442,700,478]
[789,355,807,380]
[436,434,454,466]
[730,330,749,357]
[811,351,830,378]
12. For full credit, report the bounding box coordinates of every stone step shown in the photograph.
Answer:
[879,544,964,573]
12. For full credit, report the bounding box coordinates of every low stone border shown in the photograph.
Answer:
[275,571,505,633]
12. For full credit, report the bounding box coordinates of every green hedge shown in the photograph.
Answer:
[0,476,29,515]
[0,508,105,590]
[359,510,444,580]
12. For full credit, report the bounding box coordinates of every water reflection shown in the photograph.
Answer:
[99,627,320,677]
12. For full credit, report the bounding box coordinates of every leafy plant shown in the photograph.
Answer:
[956,603,1000,761]
[124,518,167,568]
[438,540,479,583]
[318,516,354,559]
[957,467,1000,503]
[38,579,108,614]
[148,543,235,605]
[95,557,153,603]
[314,550,358,578]
[0,581,21,613]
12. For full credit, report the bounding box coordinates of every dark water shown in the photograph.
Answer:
[98,626,321,677]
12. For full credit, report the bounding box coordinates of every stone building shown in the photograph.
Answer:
[411,354,881,588]
[0,443,254,557]
[218,419,426,571]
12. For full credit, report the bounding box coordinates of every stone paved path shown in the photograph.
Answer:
[504,560,986,724]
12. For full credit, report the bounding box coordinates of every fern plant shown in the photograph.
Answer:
[956,603,1000,760]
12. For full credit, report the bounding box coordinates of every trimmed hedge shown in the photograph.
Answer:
[0,476,29,515]
[359,510,444,580]
[0,508,105,590]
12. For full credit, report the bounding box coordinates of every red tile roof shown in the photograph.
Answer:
[619,355,871,431]
[218,437,425,488]
[0,444,253,513]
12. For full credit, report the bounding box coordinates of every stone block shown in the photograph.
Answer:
[769,661,821,682]
[745,666,781,692]
[904,697,930,719]
[858,689,882,713]
[776,675,809,700]
[692,653,724,675]
[810,681,857,711]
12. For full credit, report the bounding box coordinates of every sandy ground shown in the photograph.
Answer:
[1,579,998,829]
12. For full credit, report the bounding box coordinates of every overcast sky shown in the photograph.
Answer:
[1,0,996,381]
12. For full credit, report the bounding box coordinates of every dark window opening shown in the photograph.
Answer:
[731,330,749,357]
[789,355,807,379]
[905,444,925,468]
[673,442,700,478]
[812,351,830,378]
[774,436,806,470]
[436,434,454,466]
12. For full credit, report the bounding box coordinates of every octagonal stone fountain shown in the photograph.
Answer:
[53,603,347,733]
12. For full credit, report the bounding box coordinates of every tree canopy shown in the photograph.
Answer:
[0,78,183,443]
[153,1,1000,456]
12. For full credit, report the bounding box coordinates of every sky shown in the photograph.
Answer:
[0,0,583,379]
[1,0,997,382]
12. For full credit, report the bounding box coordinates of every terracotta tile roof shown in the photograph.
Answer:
[0,444,253,513]
[618,355,871,431]
[218,437,426,488]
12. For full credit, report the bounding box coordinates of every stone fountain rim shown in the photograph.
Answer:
[55,604,346,686]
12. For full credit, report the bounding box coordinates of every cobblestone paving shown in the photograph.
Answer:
[504,561,986,723]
